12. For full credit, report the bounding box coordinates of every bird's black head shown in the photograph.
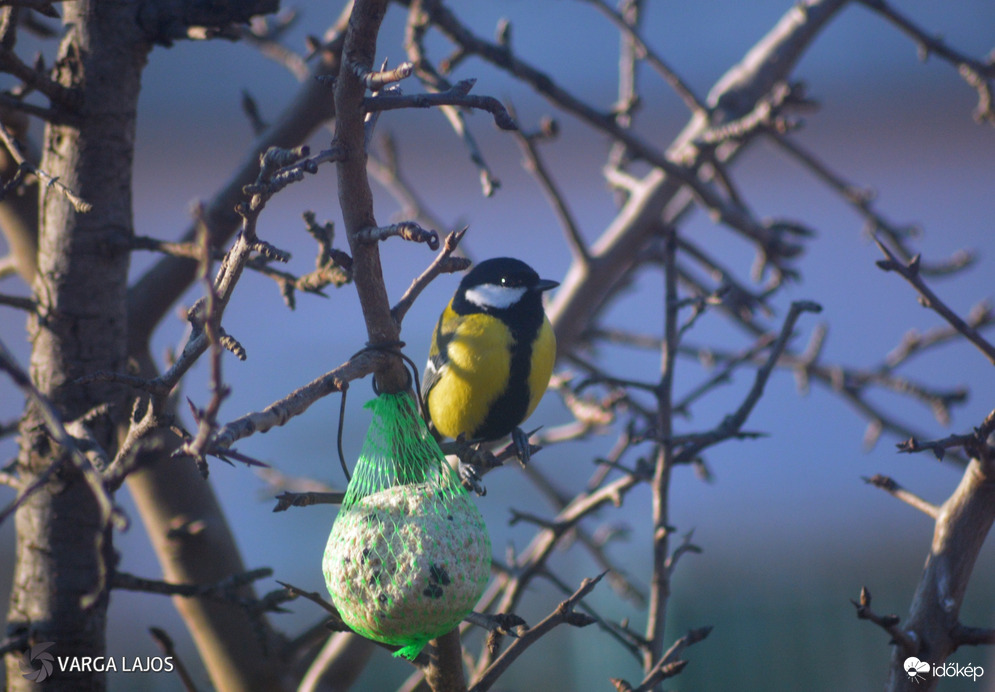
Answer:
[453,257,558,316]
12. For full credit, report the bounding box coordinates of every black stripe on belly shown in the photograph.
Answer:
[474,339,531,440]
[472,297,543,441]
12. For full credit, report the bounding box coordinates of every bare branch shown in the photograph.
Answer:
[355,220,440,249]
[857,0,995,124]
[0,119,90,212]
[272,491,344,512]
[852,586,918,658]
[391,227,469,324]
[213,349,383,449]
[863,474,940,519]
[577,0,706,115]
[353,59,414,89]
[363,78,517,130]
[0,338,125,531]
[469,573,604,692]
[148,627,201,692]
[875,240,995,365]
[674,300,823,462]
[404,4,502,196]
[334,0,413,396]
[511,114,589,264]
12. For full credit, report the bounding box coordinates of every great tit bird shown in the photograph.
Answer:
[422,257,558,454]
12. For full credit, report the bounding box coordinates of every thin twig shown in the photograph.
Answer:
[0,338,125,530]
[0,293,35,311]
[272,491,345,512]
[0,44,80,108]
[950,624,995,647]
[875,239,995,365]
[469,573,604,692]
[771,133,974,275]
[212,349,382,449]
[363,78,517,130]
[673,300,822,463]
[114,568,273,602]
[404,4,502,196]
[851,586,918,658]
[884,302,994,370]
[0,118,91,212]
[352,59,414,89]
[863,474,940,519]
[631,626,712,691]
[355,220,439,248]
[391,227,469,324]
[149,627,200,692]
[510,113,589,264]
[857,0,995,123]
[577,0,706,115]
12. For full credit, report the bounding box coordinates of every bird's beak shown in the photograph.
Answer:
[535,278,559,292]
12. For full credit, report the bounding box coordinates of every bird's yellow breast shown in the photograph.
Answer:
[525,317,556,420]
[427,311,513,440]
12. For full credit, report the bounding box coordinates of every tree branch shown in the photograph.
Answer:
[856,0,995,124]
[469,573,603,691]
[334,0,410,395]
[363,78,517,130]
[852,586,917,658]
[213,349,383,450]
[875,240,995,365]
[863,474,940,519]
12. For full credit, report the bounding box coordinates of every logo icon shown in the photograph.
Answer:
[904,656,930,684]
[20,641,56,682]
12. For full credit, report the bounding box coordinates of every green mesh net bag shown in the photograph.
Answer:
[322,392,491,660]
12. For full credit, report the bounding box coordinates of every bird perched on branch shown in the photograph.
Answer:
[422,257,558,462]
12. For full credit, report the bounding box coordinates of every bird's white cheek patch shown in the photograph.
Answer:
[465,284,526,310]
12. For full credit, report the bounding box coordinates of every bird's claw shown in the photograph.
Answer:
[459,460,486,496]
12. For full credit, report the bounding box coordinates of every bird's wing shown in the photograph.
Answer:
[421,351,447,401]
[421,312,452,401]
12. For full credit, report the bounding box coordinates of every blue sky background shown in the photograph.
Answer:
[2,1,995,689]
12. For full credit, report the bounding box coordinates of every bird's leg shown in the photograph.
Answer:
[443,434,490,496]
[459,459,486,496]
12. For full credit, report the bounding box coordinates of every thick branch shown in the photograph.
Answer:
[883,456,995,691]
[334,0,410,395]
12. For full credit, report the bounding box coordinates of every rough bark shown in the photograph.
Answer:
[885,456,995,692]
[4,2,149,690]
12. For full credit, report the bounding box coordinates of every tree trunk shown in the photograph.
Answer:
[4,2,148,690]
